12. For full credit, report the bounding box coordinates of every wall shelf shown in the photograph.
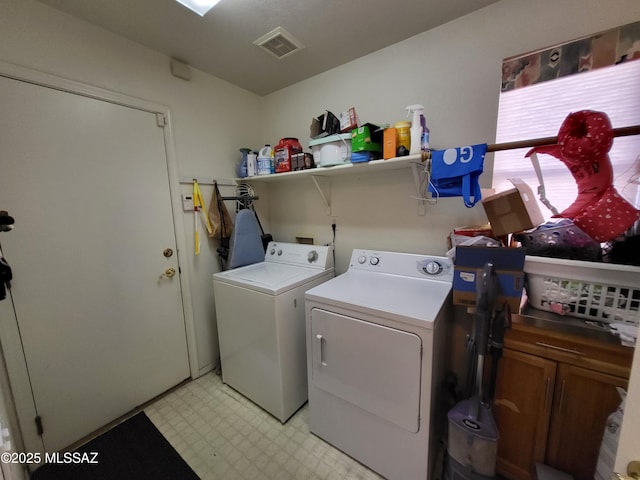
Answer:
[240,154,424,182]
[239,154,429,215]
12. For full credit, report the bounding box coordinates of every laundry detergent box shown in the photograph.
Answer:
[481,178,544,237]
[453,246,526,312]
[351,123,382,153]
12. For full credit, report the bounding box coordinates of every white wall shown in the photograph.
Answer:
[0,0,266,375]
[0,0,639,471]
[260,0,640,471]
[262,0,640,272]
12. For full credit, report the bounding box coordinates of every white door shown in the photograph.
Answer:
[0,74,190,452]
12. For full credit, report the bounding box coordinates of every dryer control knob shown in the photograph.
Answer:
[307,250,318,263]
[357,255,367,264]
[369,256,380,266]
[270,248,276,255]
[424,261,443,275]
[277,249,283,256]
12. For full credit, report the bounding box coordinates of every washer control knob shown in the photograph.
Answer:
[307,250,318,263]
[270,248,276,255]
[424,261,443,275]
[277,249,283,256]
[369,256,380,266]
[357,255,367,264]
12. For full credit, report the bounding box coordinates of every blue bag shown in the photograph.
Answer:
[428,144,487,207]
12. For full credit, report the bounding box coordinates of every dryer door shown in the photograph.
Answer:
[310,308,422,433]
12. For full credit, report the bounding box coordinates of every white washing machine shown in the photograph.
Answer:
[213,242,334,422]
[305,249,453,480]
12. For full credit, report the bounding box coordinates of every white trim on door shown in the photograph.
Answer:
[0,60,198,456]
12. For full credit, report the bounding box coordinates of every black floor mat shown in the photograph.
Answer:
[31,412,199,480]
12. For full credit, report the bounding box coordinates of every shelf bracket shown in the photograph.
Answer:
[410,161,429,215]
[310,175,331,215]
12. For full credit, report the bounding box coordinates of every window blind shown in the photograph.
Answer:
[493,60,640,220]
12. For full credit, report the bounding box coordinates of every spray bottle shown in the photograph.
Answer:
[406,104,426,155]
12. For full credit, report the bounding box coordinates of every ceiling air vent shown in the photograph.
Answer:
[253,26,305,60]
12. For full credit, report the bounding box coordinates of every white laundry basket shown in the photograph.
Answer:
[523,256,640,325]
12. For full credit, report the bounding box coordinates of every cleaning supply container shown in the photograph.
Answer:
[406,104,425,155]
[257,145,272,176]
[237,148,251,178]
[393,121,411,154]
[247,151,257,177]
[309,133,352,167]
[274,138,302,173]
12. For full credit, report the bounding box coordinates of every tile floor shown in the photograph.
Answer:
[144,372,384,480]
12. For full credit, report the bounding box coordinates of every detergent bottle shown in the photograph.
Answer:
[237,148,251,178]
[406,104,425,155]
[257,145,272,175]
[247,151,258,177]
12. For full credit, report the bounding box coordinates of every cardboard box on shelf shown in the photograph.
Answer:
[453,246,526,312]
[481,178,544,237]
[351,123,382,153]
[383,128,397,159]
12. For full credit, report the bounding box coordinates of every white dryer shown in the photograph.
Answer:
[305,249,453,480]
[213,242,334,422]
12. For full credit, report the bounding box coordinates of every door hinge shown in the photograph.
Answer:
[155,113,167,127]
[35,415,43,436]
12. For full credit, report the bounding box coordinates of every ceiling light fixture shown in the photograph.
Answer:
[175,0,221,16]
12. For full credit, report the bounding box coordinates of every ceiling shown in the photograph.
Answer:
[37,0,500,96]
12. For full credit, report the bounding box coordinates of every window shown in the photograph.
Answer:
[493,23,640,222]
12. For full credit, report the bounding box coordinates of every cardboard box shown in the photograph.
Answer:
[351,123,382,153]
[481,178,544,237]
[453,246,526,312]
[383,128,397,159]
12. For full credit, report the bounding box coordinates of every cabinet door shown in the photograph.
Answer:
[493,348,557,480]
[546,364,627,480]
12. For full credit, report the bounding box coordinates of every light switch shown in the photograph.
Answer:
[182,194,194,211]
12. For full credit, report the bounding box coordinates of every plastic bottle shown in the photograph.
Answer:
[406,104,425,155]
[247,151,257,177]
[257,145,272,176]
[393,121,411,155]
[238,148,251,178]
[270,147,275,174]
[274,138,302,173]
[421,123,430,153]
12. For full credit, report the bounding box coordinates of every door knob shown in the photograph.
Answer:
[614,462,640,480]
[160,267,176,279]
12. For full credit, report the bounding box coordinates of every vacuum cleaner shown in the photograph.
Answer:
[445,262,510,480]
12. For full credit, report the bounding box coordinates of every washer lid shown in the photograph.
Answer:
[305,270,452,327]
[214,262,333,294]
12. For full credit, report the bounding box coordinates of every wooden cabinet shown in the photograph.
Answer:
[492,315,633,480]
[493,348,556,479]
[546,364,628,479]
